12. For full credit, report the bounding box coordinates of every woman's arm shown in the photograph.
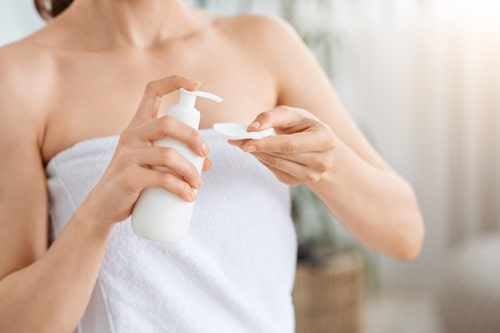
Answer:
[0,61,110,331]
[0,72,206,332]
[231,17,424,260]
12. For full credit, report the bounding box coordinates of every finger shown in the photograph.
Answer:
[131,75,201,125]
[253,152,325,183]
[135,166,197,202]
[247,106,313,133]
[138,147,202,189]
[137,116,208,157]
[242,132,326,154]
[227,139,246,146]
[264,151,334,173]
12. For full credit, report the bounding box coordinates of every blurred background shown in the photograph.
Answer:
[2,1,499,332]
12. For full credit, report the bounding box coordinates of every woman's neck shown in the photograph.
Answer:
[64,0,206,49]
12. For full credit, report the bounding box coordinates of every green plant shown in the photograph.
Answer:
[291,184,380,293]
[291,185,340,260]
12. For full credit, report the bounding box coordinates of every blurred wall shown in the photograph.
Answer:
[0,0,43,45]
[350,1,500,289]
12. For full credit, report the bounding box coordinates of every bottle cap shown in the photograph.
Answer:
[178,88,223,109]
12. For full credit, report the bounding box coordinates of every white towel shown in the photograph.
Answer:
[46,129,297,333]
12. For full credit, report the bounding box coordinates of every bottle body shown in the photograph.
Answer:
[131,105,203,243]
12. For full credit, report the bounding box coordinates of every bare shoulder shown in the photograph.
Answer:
[217,14,294,36]
[0,36,56,101]
[214,14,318,102]
[215,14,303,58]
[0,37,56,147]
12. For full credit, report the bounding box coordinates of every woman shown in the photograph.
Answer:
[0,0,424,332]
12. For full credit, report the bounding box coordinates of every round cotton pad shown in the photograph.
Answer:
[213,123,275,140]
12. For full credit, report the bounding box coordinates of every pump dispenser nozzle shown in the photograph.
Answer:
[178,88,223,109]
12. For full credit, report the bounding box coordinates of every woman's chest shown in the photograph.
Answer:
[42,49,277,164]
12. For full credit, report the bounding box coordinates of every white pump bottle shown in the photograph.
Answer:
[131,88,223,243]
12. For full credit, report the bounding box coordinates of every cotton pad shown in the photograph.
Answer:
[213,123,275,140]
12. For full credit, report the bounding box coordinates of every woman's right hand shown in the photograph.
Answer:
[80,75,209,227]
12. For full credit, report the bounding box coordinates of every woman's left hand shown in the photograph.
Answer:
[229,106,337,186]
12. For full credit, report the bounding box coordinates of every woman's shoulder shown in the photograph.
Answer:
[0,37,56,146]
[0,35,57,95]
[217,13,298,45]
[0,29,57,75]
[215,14,307,68]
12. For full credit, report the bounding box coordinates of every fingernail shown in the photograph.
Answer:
[201,142,209,156]
[244,145,257,153]
[249,121,261,129]
[228,139,242,145]
[196,177,203,188]
[189,189,197,201]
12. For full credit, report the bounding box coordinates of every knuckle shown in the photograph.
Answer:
[277,105,292,112]
[159,116,174,133]
[274,172,287,183]
[263,110,274,117]
[280,175,299,187]
[171,75,185,89]
[144,81,157,95]
[276,174,288,184]
[160,148,175,165]
[316,161,328,173]
[188,164,200,178]
[188,127,199,141]
[171,74,183,81]
[314,157,332,173]
[158,172,192,198]
[158,172,174,189]
[186,128,203,150]
[311,122,324,131]
[182,166,197,184]
[314,126,329,140]
[259,111,273,122]
[320,129,336,148]
[181,182,192,195]
[284,140,297,154]
[305,171,321,183]
[265,155,280,168]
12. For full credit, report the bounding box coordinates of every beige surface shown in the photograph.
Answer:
[365,289,440,333]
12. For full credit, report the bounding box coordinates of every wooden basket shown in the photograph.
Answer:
[293,252,364,333]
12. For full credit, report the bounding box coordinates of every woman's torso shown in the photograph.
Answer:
[23,6,297,332]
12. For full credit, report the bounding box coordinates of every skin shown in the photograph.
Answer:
[0,0,424,331]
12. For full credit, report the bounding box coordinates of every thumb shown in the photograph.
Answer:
[247,106,298,133]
